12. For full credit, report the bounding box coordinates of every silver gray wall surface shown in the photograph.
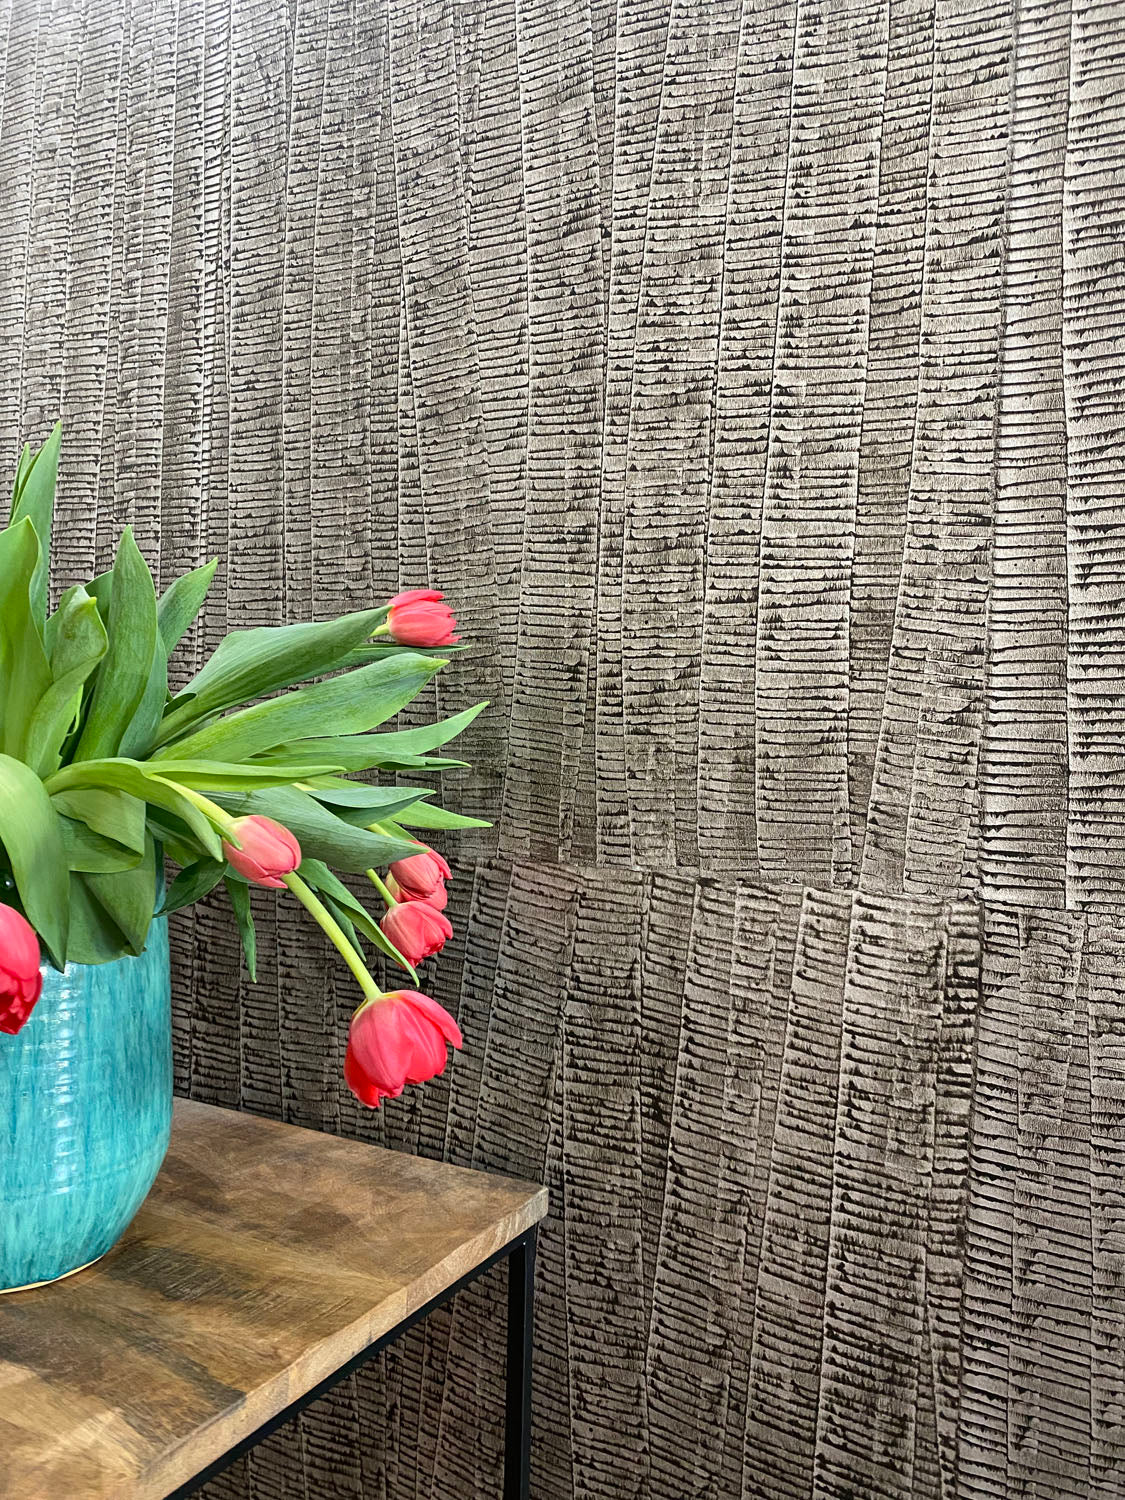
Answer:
[2,0,1124,1494]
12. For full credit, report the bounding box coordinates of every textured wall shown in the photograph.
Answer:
[2,0,1125,1494]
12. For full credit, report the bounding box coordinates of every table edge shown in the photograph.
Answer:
[171,1097,548,1206]
[133,1122,547,1499]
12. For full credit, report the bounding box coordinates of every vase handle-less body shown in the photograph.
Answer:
[0,919,172,1292]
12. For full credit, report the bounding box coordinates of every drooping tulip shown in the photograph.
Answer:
[344,989,463,1107]
[386,588,460,647]
[386,872,449,912]
[0,904,43,1036]
[388,845,451,900]
[222,815,301,889]
[380,900,453,966]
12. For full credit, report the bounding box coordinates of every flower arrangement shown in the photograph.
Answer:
[0,425,484,1106]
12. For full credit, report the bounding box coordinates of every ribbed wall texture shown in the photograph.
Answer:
[2,0,1124,1495]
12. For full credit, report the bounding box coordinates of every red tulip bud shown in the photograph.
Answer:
[386,872,449,912]
[380,900,453,966]
[386,588,460,647]
[388,846,451,899]
[344,989,462,1108]
[0,903,43,1035]
[222,815,301,889]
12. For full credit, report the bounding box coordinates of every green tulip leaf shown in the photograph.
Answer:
[9,441,32,510]
[157,559,218,656]
[117,637,169,759]
[336,642,466,668]
[154,652,444,765]
[85,569,113,616]
[366,701,486,755]
[8,422,61,626]
[46,758,223,861]
[0,751,69,966]
[211,785,417,872]
[224,876,257,982]
[143,809,208,868]
[50,785,147,855]
[160,857,227,916]
[298,858,417,983]
[257,744,468,774]
[387,801,492,830]
[155,604,391,746]
[382,755,470,772]
[0,518,51,763]
[300,779,433,827]
[148,759,346,791]
[57,815,146,873]
[251,702,486,775]
[297,859,381,940]
[82,835,159,954]
[28,586,109,775]
[66,871,133,965]
[74,528,159,762]
[324,895,365,963]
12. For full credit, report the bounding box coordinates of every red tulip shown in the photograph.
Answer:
[0,904,43,1036]
[344,989,463,1107]
[381,900,453,966]
[388,845,451,899]
[223,815,301,889]
[386,872,448,912]
[386,588,460,647]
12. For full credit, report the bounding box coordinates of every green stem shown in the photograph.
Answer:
[366,868,397,909]
[166,782,240,840]
[370,622,391,637]
[282,871,381,1003]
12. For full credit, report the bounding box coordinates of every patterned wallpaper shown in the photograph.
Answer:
[2,0,1124,1494]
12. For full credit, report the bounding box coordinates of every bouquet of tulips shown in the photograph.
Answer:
[0,426,484,1106]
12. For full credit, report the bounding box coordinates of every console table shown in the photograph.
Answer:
[0,1098,547,1498]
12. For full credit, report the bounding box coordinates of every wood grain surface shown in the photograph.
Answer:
[0,1099,545,1500]
[2,0,1124,1496]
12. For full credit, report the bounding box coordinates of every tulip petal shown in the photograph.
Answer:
[223,814,301,889]
[388,588,444,607]
[393,877,449,912]
[344,1044,382,1107]
[0,903,43,1035]
[345,987,461,1108]
[395,1003,448,1083]
[402,989,463,1049]
[388,848,451,898]
[386,597,459,648]
[350,999,414,1094]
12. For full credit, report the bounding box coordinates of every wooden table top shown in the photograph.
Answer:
[0,1098,546,1500]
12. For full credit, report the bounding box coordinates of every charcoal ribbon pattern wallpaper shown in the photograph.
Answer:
[1,0,1123,1494]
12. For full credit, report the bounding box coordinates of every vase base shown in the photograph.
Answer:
[0,1252,106,1296]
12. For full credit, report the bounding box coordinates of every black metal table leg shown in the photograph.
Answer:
[504,1228,536,1500]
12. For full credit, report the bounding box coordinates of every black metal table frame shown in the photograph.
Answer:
[166,1225,538,1500]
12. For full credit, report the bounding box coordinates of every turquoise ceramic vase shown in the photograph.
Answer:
[0,918,172,1292]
